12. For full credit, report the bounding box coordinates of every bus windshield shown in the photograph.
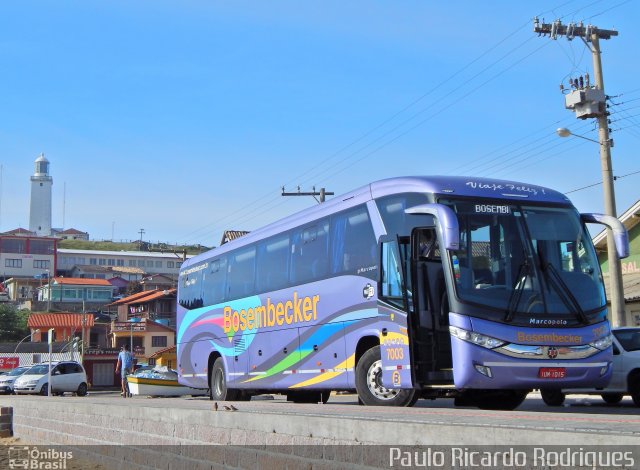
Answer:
[443,200,605,319]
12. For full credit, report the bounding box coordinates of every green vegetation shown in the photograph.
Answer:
[0,304,30,341]
[58,239,210,255]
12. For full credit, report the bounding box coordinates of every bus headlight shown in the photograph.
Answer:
[449,326,506,349]
[589,334,613,351]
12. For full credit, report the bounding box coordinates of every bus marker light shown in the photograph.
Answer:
[474,365,492,378]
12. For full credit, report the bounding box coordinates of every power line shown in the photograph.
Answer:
[176,29,538,245]
[467,119,593,176]
[562,0,608,19]
[173,0,624,245]
[313,41,552,188]
[565,170,640,194]
[585,0,634,20]
[297,35,543,189]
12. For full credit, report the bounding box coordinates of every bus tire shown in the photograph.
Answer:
[601,393,623,404]
[474,390,528,410]
[355,345,417,407]
[210,357,241,401]
[540,388,565,406]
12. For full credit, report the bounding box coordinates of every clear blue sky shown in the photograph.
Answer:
[1,1,638,246]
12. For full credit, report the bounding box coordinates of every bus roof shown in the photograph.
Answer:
[183,176,570,269]
[369,176,569,203]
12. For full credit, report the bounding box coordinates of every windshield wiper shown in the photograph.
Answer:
[504,260,530,322]
[546,262,589,324]
[537,247,588,324]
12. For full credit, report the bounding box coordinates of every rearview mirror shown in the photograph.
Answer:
[581,213,629,259]
[405,203,460,250]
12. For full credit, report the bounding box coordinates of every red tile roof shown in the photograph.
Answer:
[150,345,176,358]
[28,313,95,328]
[109,289,160,306]
[53,277,112,286]
[1,228,35,236]
[128,289,176,305]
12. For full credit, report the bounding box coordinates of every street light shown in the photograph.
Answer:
[556,127,611,145]
[557,126,626,327]
[14,329,39,355]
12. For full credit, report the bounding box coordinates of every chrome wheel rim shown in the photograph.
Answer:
[366,359,399,400]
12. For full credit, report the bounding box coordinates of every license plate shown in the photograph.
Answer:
[538,367,566,379]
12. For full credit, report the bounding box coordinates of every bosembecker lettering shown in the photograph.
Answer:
[517,332,582,344]
[223,292,319,334]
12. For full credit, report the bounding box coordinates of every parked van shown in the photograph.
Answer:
[540,327,640,406]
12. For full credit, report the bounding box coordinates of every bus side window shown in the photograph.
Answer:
[380,241,405,309]
[204,257,227,305]
[290,219,329,284]
[227,247,256,300]
[256,234,290,293]
[330,206,377,279]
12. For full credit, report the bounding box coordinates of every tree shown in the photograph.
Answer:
[0,304,30,341]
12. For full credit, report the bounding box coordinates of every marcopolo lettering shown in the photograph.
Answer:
[475,204,510,214]
[223,292,320,334]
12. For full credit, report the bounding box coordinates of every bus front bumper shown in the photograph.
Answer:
[451,337,612,390]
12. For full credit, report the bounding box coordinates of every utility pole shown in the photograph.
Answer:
[281,186,334,203]
[534,19,625,327]
[138,228,145,250]
[46,269,51,313]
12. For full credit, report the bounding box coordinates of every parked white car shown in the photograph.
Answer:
[540,327,640,406]
[13,361,88,396]
[0,366,30,394]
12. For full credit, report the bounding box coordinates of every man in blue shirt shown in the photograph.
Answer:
[115,344,134,397]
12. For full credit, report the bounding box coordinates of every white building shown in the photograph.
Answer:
[57,248,190,277]
[29,154,53,236]
[0,235,56,280]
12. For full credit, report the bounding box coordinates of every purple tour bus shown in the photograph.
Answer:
[177,176,628,410]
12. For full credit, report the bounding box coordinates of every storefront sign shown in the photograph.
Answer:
[0,357,19,368]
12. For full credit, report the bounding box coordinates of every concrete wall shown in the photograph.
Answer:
[7,398,388,470]
[4,397,640,469]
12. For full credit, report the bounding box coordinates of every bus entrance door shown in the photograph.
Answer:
[409,228,453,385]
[379,236,415,391]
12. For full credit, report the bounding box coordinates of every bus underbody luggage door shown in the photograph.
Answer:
[378,236,415,390]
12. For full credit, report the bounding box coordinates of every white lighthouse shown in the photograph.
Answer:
[29,153,53,236]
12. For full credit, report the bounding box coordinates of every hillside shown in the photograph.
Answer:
[57,239,210,255]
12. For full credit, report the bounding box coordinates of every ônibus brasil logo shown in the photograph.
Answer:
[8,446,73,469]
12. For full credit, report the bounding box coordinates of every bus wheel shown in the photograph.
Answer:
[475,390,528,410]
[540,389,565,406]
[355,345,417,407]
[210,357,240,401]
[601,393,623,404]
